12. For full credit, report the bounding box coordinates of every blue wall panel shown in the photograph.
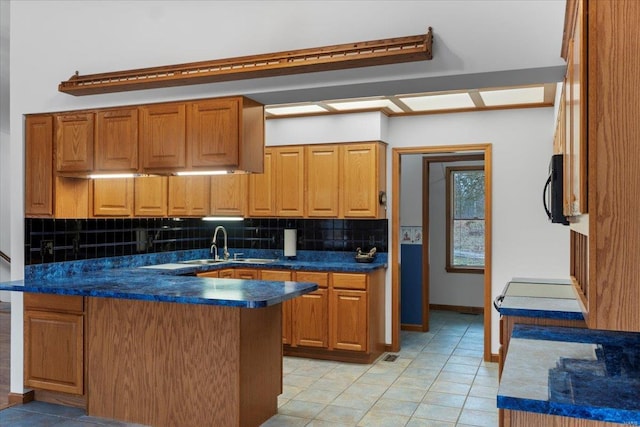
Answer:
[400,244,423,325]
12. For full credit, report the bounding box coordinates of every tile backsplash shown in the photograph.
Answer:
[25,218,388,265]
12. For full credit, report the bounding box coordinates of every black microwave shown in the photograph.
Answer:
[544,154,569,225]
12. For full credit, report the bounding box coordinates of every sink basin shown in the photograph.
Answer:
[180,259,229,265]
[232,258,278,264]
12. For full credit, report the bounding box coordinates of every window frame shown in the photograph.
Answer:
[445,165,485,274]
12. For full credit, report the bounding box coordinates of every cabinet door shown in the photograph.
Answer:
[55,113,94,173]
[306,145,339,217]
[187,98,240,169]
[24,309,84,394]
[211,174,248,216]
[139,103,186,171]
[134,176,168,217]
[261,270,293,345]
[168,176,210,216]
[275,146,305,217]
[249,149,275,216]
[25,115,53,217]
[331,289,367,352]
[92,178,134,217]
[340,143,385,218]
[54,177,90,219]
[234,268,259,280]
[95,108,138,172]
[197,271,219,278]
[293,289,328,348]
[218,269,235,278]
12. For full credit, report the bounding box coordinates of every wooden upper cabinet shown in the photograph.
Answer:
[210,174,248,216]
[187,98,240,169]
[139,103,186,171]
[134,176,168,217]
[55,112,94,173]
[168,176,210,217]
[306,145,340,217]
[249,149,275,217]
[275,146,304,217]
[92,178,134,217]
[94,108,138,172]
[25,115,54,217]
[340,142,386,218]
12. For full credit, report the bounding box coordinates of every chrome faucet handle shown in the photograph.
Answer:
[223,249,230,260]
[210,244,218,260]
[233,252,244,260]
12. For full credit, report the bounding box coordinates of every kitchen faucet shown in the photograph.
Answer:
[211,226,230,261]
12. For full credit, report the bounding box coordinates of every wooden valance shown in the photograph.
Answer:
[59,28,433,96]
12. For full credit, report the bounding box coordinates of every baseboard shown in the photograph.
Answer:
[490,353,499,363]
[33,389,86,409]
[401,323,424,332]
[284,345,382,364]
[429,304,484,314]
[8,390,34,405]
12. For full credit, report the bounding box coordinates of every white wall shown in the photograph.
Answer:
[0,129,9,298]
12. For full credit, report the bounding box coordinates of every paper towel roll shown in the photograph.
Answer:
[284,229,297,257]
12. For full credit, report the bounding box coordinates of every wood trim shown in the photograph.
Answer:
[8,390,34,405]
[429,304,484,315]
[32,389,86,409]
[490,353,499,363]
[59,30,433,96]
[561,0,579,60]
[400,323,424,332]
[421,159,430,333]
[391,144,493,361]
[283,345,380,364]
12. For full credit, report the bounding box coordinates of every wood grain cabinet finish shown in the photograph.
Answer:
[134,176,168,217]
[187,98,240,169]
[92,179,134,217]
[24,293,84,395]
[25,115,54,216]
[234,268,260,280]
[261,270,294,345]
[249,149,275,216]
[292,272,329,348]
[306,145,340,217]
[168,176,210,217]
[340,142,386,219]
[210,173,248,216]
[55,112,94,173]
[330,289,368,352]
[94,108,138,172]
[139,103,186,171]
[275,146,305,217]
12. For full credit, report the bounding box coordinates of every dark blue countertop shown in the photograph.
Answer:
[0,250,386,308]
[498,324,640,425]
[496,278,584,321]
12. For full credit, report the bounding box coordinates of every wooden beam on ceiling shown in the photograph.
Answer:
[59,28,433,96]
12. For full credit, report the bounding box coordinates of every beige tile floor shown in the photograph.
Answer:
[262,310,498,427]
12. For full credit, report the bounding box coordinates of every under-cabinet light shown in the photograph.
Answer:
[175,170,230,176]
[88,173,141,179]
[202,216,244,222]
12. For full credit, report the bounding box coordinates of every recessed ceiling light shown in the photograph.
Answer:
[266,104,328,115]
[327,99,403,113]
[399,93,475,111]
[479,86,544,106]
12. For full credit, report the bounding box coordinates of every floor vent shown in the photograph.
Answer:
[383,354,398,362]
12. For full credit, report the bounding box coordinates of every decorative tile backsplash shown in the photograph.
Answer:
[25,218,388,265]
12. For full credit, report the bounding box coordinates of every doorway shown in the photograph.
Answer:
[391,144,493,362]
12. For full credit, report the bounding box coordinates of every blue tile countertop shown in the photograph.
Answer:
[495,278,584,321]
[0,250,386,308]
[498,324,640,425]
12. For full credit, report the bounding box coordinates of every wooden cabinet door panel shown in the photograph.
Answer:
[197,271,219,278]
[168,176,210,216]
[25,115,53,217]
[211,174,248,216]
[249,149,275,216]
[306,145,339,217]
[340,144,379,218]
[55,113,94,173]
[92,179,134,217]
[187,98,239,168]
[293,289,328,348]
[24,310,84,394]
[275,146,304,217]
[218,269,235,278]
[234,268,259,280]
[95,108,138,171]
[134,176,168,217]
[140,103,186,170]
[262,270,293,344]
[331,289,367,352]
[332,273,367,290]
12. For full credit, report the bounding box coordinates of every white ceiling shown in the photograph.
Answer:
[1,1,568,133]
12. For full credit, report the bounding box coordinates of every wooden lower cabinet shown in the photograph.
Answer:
[503,410,622,427]
[330,289,367,351]
[24,294,84,396]
[234,268,259,280]
[292,272,329,348]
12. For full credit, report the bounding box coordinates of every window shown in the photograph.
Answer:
[446,166,485,273]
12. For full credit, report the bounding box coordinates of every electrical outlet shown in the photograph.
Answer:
[40,240,54,256]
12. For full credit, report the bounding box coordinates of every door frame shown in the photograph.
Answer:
[391,143,493,362]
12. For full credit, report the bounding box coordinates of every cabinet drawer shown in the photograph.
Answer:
[332,273,367,290]
[24,293,84,314]
[296,271,329,288]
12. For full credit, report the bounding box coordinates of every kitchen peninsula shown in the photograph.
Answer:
[0,257,319,427]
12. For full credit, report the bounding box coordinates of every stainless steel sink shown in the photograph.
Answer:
[231,258,278,264]
[179,259,230,265]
